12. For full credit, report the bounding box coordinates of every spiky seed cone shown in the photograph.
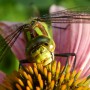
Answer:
[0,60,90,90]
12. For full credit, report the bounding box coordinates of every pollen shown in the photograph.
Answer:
[0,60,90,90]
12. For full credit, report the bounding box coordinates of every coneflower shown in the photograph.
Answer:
[0,60,90,90]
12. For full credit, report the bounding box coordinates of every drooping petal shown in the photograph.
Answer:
[50,5,90,78]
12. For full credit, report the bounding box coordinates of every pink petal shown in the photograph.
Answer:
[0,71,5,84]
[50,5,90,77]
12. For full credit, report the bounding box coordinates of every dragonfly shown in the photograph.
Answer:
[0,6,90,70]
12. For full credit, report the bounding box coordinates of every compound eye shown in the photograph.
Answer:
[44,43,49,46]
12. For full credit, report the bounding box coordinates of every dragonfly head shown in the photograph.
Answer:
[26,35,55,66]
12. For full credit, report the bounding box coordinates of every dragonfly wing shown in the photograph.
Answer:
[39,6,90,26]
[50,10,90,24]
[0,36,11,62]
[0,23,25,62]
[0,22,23,38]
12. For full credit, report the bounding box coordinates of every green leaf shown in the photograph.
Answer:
[0,36,19,74]
[0,50,19,74]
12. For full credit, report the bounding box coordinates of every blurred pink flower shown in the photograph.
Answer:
[50,5,90,78]
[0,71,5,84]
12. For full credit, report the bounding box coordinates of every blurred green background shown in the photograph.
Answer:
[0,0,90,74]
[0,0,90,21]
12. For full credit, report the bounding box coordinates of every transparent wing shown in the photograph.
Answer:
[38,6,90,23]
[0,24,30,62]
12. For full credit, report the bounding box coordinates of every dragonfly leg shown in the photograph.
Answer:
[19,59,30,68]
[55,53,76,72]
